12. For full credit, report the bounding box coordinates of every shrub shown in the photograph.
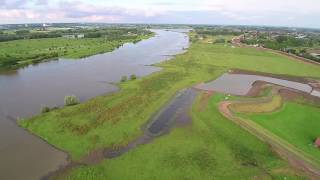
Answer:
[64,95,79,106]
[40,106,50,113]
[130,74,137,80]
[214,38,226,43]
[121,75,127,82]
[51,106,59,110]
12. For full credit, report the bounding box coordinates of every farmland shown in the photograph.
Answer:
[19,31,320,179]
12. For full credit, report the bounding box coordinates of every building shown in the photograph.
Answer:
[40,23,47,31]
[314,137,320,148]
[76,34,84,38]
[62,34,84,39]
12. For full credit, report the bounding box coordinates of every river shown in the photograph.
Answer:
[0,29,189,180]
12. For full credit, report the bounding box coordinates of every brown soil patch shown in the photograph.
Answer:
[230,69,312,83]
[246,81,271,97]
[309,81,320,91]
[279,89,320,107]
[246,80,320,106]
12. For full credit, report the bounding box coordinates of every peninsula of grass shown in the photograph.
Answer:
[20,34,320,179]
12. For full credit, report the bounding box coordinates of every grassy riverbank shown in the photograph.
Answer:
[0,34,151,69]
[20,35,320,179]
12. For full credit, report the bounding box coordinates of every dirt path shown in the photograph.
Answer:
[218,100,320,179]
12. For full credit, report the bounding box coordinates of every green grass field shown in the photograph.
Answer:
[60,94,304,180]
[0,35,149,69]
[19,35,320,179]
[249,102,320,162]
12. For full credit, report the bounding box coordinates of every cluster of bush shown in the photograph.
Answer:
[121,74,137,82]
[0,52,59,68]
[40,95,79,113]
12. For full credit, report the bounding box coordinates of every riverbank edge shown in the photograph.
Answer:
[0,32,154,71]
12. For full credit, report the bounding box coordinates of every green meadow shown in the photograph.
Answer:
[20,36,320,179]
[249,102,320,162]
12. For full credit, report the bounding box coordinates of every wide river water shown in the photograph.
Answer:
[0,29,189,180]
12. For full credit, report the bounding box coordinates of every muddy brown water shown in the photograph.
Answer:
[0,29,189,180]
[197,73,320,98]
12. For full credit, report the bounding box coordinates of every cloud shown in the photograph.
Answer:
[0,0,319,28]
[35,0,48,6]
[0,0,29,9]
[0,0,165,23]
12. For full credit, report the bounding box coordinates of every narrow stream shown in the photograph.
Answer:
[0,29,189,180]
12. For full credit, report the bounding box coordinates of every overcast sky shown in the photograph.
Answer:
[1,0,319,28]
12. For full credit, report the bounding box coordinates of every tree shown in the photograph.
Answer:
[64,95,79,106]
[130,74,137,80]
[15,30,30,35]
[121,75,127,82]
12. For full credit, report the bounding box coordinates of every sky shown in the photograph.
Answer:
[1,0,320,28]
